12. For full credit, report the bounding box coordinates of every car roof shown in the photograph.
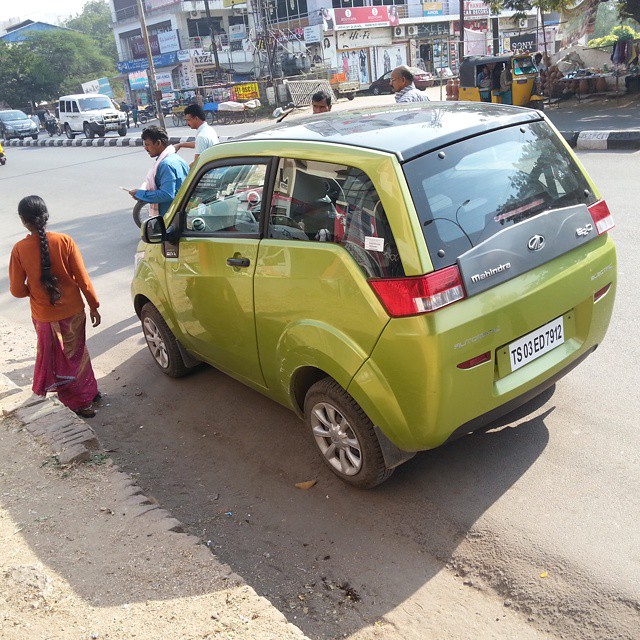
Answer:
[237,102,543,162]
[59,94,110,100]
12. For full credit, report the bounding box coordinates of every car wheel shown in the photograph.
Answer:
[118,125,127,136]
[372,86,381,96]
[304,378,394,488]
[84,124,95,139]
[32,134,38,140]
[97,131,105,138]
[140,303,191,378]
[65,124,75,140]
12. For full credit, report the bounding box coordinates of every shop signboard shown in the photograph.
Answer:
[177,61,198,90]
[177,49,191,62]
[417,22,449,36]
[464,1,490,16]
[191,48,213,66]
[117,51,178,73]
[453,19,489,34]
[155,71,174,97]
[223,0,246,6]
[81,79,100,94]
[129,70,149,90]
[507,33,537,52]
[324,7,393,31]
[229,24,247,41]
[304,24,322,44]
[423,2,444,16]
[233,82,260,100]
[157,30,180,53]
[337,28,392,50]
[337,49,371,83]
[273,29,304,43]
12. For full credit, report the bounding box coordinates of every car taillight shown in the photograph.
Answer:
[588,200,615,235]
[369,265,466,317]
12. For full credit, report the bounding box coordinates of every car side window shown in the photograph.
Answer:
[183,162,268,235]
[72,101,80,113]
[59,102,66,113]
[269,158,404,278]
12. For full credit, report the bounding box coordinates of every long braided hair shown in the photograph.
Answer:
[18,195,61,306]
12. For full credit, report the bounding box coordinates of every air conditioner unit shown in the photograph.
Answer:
[407,25,418,37]
[190,10,199,17]
[518,18,527,28]
[393,26,406,38]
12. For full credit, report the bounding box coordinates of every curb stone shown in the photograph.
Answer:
[1,134,233,148]
[559,129,640,150]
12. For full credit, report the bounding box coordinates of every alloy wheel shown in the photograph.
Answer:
[142,316,169,369]
[310,402,362,476]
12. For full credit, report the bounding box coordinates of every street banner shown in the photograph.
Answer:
[81,79,100,94]
[337,28,392,50]
[233,83,260,101]
[128,70,149,90]
[155,71,174,97]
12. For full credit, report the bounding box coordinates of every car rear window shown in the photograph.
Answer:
[403,121,597,270]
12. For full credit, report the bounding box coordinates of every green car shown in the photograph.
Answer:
[132,103,616,488]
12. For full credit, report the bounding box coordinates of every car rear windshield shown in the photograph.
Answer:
[403,121,597,270]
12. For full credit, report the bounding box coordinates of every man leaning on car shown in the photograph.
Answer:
[391,66,430,103]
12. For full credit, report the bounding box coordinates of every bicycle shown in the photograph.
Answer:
[171,105,186,127]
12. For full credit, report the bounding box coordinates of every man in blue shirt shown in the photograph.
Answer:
[129,126,190,217]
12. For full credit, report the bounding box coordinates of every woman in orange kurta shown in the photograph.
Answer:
[9,195,101,418]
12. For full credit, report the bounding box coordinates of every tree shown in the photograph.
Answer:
[26,30,115,100]
[63,0,117,63]
[0,42,39,108]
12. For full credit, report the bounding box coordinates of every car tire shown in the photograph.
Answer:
[32,134,38,140]
[65,124,75,140]
[118,125,127,136]
[84,124,95,139]
[304,378,394,488]
[140,303,191,378]
[372,86,381,96]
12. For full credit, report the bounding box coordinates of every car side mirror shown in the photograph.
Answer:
[142,216,166,244]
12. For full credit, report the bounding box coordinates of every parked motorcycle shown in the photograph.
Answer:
[0,143,6,166]
[138,104,157,125]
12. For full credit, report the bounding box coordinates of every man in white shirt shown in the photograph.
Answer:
[174,104,219,167]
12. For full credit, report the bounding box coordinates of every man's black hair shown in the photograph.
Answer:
[141,125,169,145]
[184,103,207,121]
[311,90,332,106]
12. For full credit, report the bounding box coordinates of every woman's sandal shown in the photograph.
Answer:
[74,406,96,419]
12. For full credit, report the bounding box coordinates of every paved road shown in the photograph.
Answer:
[0,142,637,639]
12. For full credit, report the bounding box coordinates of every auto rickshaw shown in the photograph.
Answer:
[458,53,545,107]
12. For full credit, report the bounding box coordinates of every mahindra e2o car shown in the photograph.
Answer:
[132,103,616,488]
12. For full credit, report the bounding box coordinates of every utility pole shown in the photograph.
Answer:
[135,0,166,128]
[203,0,222,81]
[458,0,465,67]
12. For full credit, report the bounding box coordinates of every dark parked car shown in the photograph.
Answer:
[369,67,434,95]
[0,109,39,140]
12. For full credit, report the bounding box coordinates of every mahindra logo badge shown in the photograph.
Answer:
[527,235,545,251]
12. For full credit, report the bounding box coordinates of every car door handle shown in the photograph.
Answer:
[226,257,251,268]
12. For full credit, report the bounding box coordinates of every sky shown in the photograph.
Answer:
[0,0,91,26]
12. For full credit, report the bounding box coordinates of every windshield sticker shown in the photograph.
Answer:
[364,236,385,252]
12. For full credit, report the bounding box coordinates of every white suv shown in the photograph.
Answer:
[58,93,127,139]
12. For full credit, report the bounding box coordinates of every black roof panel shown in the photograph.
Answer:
[237,102,543,161]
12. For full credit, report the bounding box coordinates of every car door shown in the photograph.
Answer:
[164,157,272,388]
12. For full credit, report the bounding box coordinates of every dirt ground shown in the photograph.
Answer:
[0,320,561,640]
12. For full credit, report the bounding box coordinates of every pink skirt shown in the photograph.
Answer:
[32,312,98,411]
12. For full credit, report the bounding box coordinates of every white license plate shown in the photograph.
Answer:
[509,317,564,372]
[105,124,118,130]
